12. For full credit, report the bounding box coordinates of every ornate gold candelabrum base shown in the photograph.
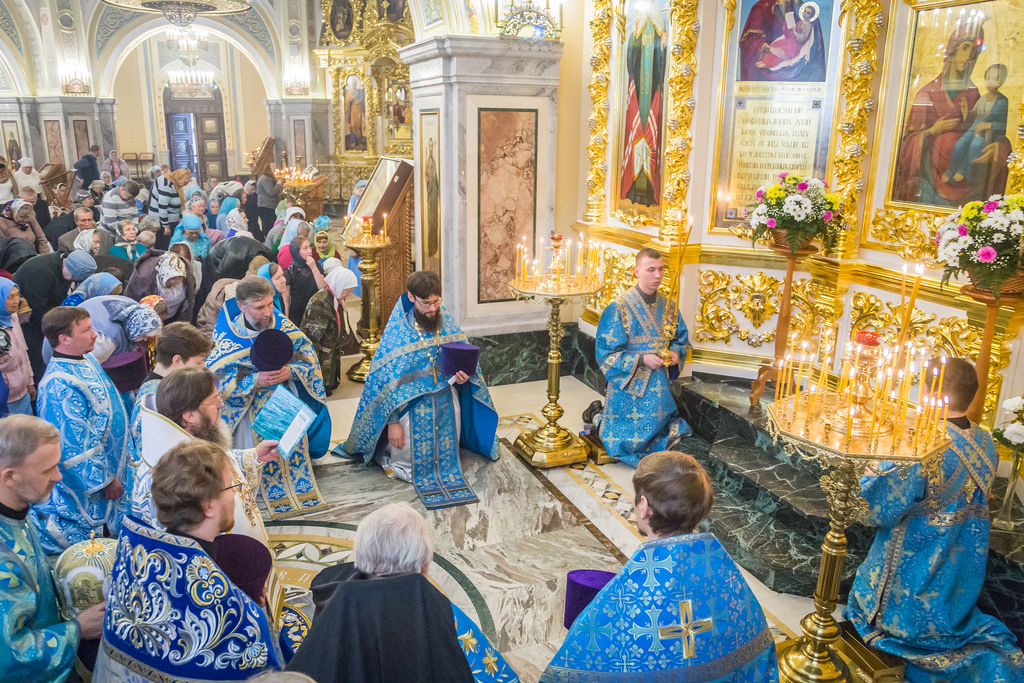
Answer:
[346,238,390,383]
[509,277,601,468]
[767,392,949,683]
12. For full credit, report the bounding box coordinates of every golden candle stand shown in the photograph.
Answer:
[766,337,952,683]
[508,235,603,468]
[344,217,391,383]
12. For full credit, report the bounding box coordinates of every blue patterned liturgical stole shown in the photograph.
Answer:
[595,287,691,466]
[208,297,328,519]
[95,516,284,681]
[341,294,499,509]
[847,424,1024,682]
[542,533,778,682]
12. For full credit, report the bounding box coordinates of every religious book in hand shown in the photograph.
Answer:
[251,385,316,456]
[440,342,480,385]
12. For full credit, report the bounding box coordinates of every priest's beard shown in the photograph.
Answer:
[414,308,442,333]
[191,413,231,450]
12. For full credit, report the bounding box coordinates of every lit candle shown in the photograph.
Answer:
[782,353,793,400]
[846,405,854,450]
[942,396,949,433]
[917,359,930,408]
[383,212,388,235]
[795,343,808,405]
[900,264,908,313]
[936,356,947,401]
[774,358,785,403]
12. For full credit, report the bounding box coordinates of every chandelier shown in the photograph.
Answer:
[100,0,251,28]
[166,27,209,67]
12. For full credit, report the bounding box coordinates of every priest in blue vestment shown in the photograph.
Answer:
[542,451,778,682]
[337,271,499,509]
[207,276,329,519]
[595,248,691,466]
[95,440,284,681]
[0,415,106,682]
[30,306,129,554]
[847,358,1024,682]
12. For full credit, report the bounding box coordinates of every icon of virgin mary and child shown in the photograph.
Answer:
[739,0,827,82]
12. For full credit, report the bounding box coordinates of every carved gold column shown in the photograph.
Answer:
[827,0,883,260]
[659,0,699,244]
[583,0,612,224]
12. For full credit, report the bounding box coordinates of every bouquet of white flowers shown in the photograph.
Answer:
[995,395,1024,452]
[746,173,841,254]
[934,194,1024,297]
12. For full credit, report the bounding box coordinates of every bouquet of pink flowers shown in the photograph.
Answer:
[935,194,1024,297]
[746,173,841,253]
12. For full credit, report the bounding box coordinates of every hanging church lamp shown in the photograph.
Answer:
[99,0,252,28]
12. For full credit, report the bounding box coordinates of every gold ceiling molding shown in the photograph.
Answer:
[868,207,940,262]
[829,0,883,258]
[583,0,612,224]
[659,0,699,245]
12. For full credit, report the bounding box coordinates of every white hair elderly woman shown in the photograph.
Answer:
[292,502,516,681]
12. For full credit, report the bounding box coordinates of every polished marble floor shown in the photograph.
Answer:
[300,372,836,682]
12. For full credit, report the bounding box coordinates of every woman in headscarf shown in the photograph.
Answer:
[42,295,163,365]
[0,199,50,254]
[170,213,211,260]
[207,196,220,227]
[266,205,305,252]
[0,160,18,204]
[109,219,148,262]
[217,197,239,232]
[169,239,203,291]
[348,179,367,215]
[72,227,102,256]
[196,255,270,335]
[311,215,343,262]
[284,235,327,325]
[0,277,34,414]
[222,208,251,238]
[257,262,289,319]
[66,272,123,304]
[125,250,197,323]
[278,221,311,269]
[300,266,358,396]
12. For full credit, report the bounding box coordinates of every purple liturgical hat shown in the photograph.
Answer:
[102,351,148,394]
[251,328,293,372]
[440,342,479,378]
[564,569,616,629]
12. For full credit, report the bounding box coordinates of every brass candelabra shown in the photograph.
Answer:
[344,216,391,383]
[768,330,951,683]
[509,234,603,468]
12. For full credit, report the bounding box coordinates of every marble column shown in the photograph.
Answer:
[0,96,119,169]
[265,98,332,168]
[399,36,563,337]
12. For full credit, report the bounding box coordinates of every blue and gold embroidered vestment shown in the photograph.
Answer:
[207,298,328,519]
[847,423,1024,682]
[341,294,499,509]
[31,353,129,554]
[595,286,691,466]
[0,512,79,682]
[542,533,778,682]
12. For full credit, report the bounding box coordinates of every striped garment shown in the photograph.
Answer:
[149,174,181,226]
[99,187,138,235]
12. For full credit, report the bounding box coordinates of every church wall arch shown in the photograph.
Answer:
[92,15,281,99]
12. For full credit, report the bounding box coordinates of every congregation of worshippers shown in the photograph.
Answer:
[0,153,1022,683]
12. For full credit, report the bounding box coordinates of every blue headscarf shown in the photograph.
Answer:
[256,262,286,313]
[217,197,239,232]
[74,272,122,301]
[0,277,15,328]
[170,213,211,259]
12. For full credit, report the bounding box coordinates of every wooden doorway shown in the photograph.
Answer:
[163,86,228,185]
